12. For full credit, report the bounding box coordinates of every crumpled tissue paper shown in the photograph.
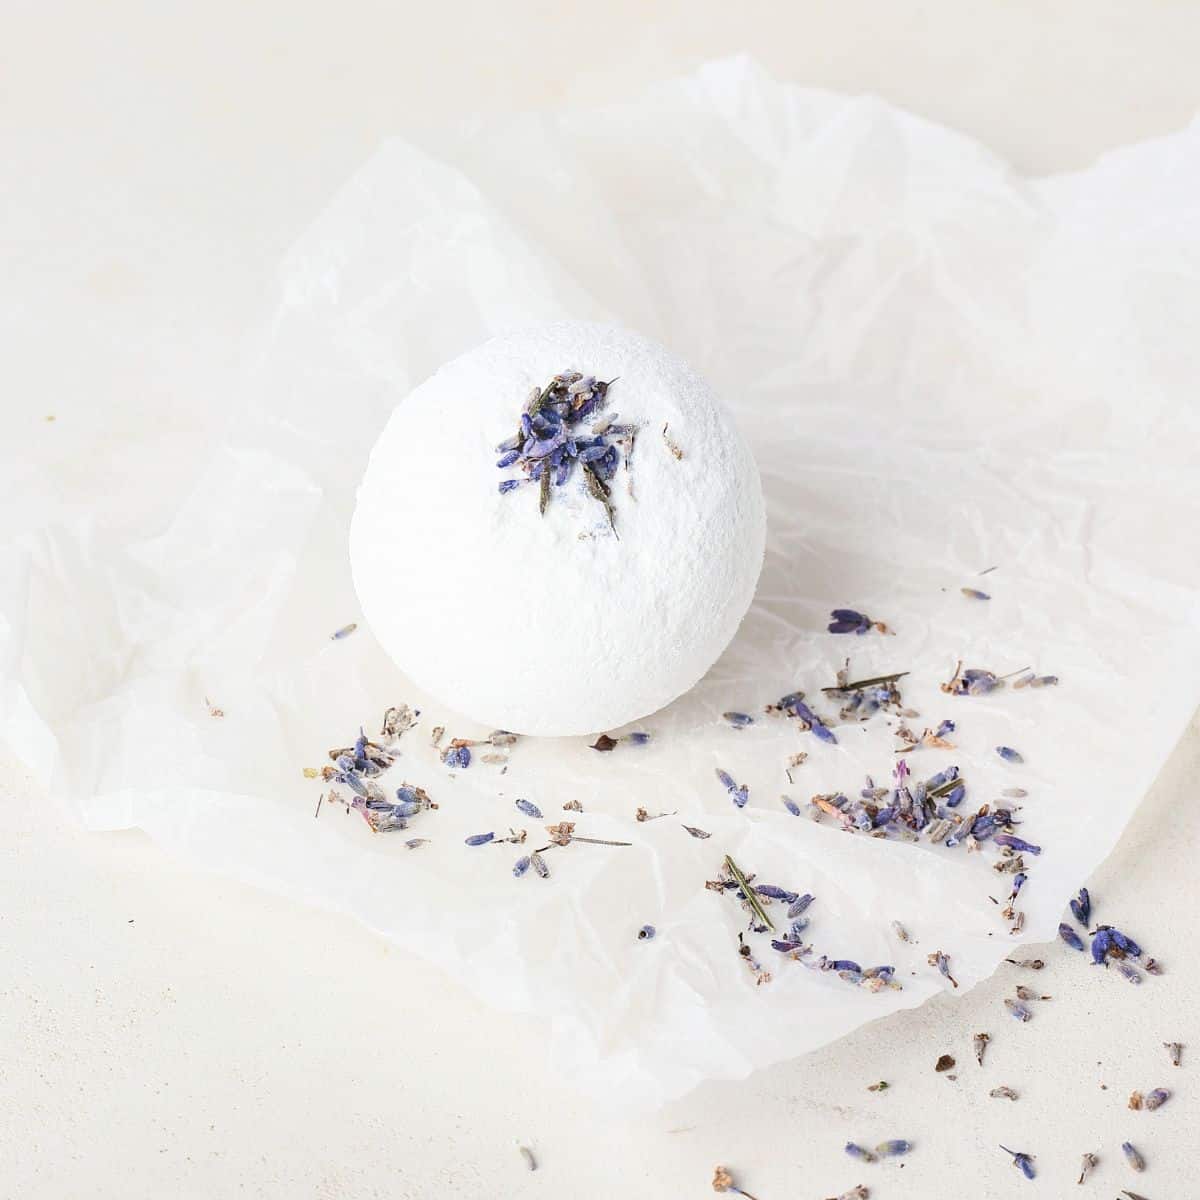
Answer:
[3,57,1199,1108]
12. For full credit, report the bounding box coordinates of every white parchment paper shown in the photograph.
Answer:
[3,58,1199,1107]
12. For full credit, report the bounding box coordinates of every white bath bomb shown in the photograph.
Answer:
[350,323,765,736]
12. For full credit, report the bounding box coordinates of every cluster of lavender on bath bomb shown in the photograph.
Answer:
[496,370,635,527]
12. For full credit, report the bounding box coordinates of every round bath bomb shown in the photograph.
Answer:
[350,322,765,736]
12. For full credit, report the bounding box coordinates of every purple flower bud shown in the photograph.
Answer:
[844,1143,876,1162]
[515,799,542,819]
[996,746,1023,763]
[498,479,521,494]
[1121,1142,1145,1172]
[496,450,520,468]
[829,609,872,635]
[732,785,749,808]
[754,885,798,902]
[1114,960,1143,984]
[810,721,838,745]
[788,894,815,918]
[1069,887,1091,925]
[876,1140,910,1157]
[637,924,656,941]
[465,832,494,846]
[994,833,1041,855]
[1091,929,1113,964]
[1108,927,1142,957]
[723,711,754,728]
[826,959,861,973]
[715,768,735,791]
[999,1146,1036,1180]
[1058,923,1085,951]
[531,852,549,879]
[781,797,802,817]
[512,855,531,877]
[627,732,651,745]
[1144,1087,1170,1110]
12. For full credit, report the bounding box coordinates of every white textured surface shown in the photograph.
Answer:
[4,4,1200,1197]
[351,323,765,736]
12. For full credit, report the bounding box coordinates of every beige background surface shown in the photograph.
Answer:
[3,3,1199,1197]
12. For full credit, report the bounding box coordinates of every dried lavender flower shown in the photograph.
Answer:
[515,799,542,819]
[844,1143,876,1163]
[999,1145,1036,1180]
[512,855,531,878]
[1076,1151,1097,1184]
[875,1140,910,1158]
[996,746,1024,763]
[828,609,888,636]
[465,832,495,846]
[682,824,712,839]
[637,924,656,941]
[1015,985,1050,1001]
[1069,887,1091,925]
[1115,961,1143,984]
[530,852,549,879]
[1056,922,1085,951]
[1004,998,1033,1022]
[1121,1142,1145,1171]
[974,1032,990,1066]
[1144,1087,1170,1110]
[330,623,358,640]
[711,1164,759,1198]
[715,767,750,808]
[989,1086,1018,1101]
[723,711,754,728]
[442,743,471,769]
[961,588,990,600]
[781,796,803,816]
[994,833,1041,856]
[928,949,959,988]
[1164,1041,1183,1067]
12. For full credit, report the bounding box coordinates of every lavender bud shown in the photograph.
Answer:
[1058,923,1085,951]
[994,833,1041,855]
[1004,998,1032,1022]
[843,1143,876,1163]
[637,924,656,941]
[465,832,495,846]
[1121,1142,1145,1172]
[999,1146,1035,1180]
[996,746,1024,763]
[875,1140,910,1157]
[515,799,542,819]
[1144,1087,1170,1110]
[512,855,531,877]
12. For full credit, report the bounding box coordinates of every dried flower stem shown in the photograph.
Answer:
[724,855,775,931]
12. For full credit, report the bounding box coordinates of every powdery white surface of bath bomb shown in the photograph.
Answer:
[350,322,765,736]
